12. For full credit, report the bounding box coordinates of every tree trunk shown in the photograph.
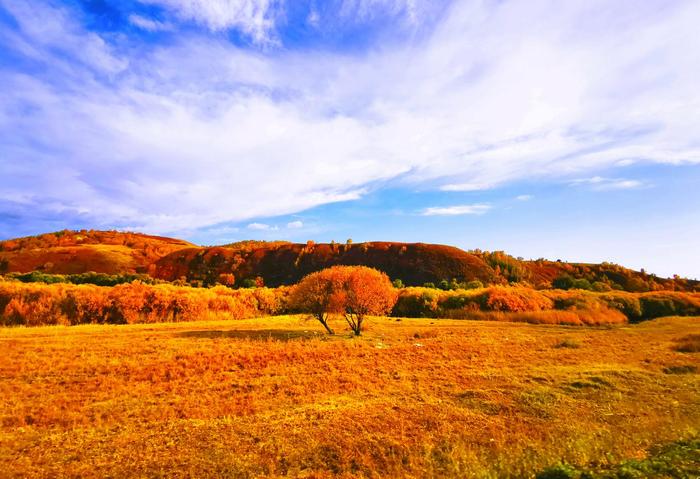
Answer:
[345,313,362,336]
[320,319,334,335]
[316,313,334,334]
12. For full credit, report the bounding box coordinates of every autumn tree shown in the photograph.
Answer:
[341,266,397,335]
[291,266,397,336]
[290,268,345,334]
[217,273,236,287]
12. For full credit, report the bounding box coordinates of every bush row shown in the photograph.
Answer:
[2,280,698,327]
[392,286,700,323]
[0,281,290,327]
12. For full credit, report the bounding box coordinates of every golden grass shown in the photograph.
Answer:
[1,316,698,478]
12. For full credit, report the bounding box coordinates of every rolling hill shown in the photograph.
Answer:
[0,230,193,275]
[0,230,697,292]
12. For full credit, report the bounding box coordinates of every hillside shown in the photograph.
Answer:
[153,242,496,287]
[153,242,698,292]
[0,230,193,275]
[0,230,697,292]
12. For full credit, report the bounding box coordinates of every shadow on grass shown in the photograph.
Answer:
[176,329,327,341]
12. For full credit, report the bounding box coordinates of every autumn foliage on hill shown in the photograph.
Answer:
[1,230,697,292]
[0,230,192,276]
[154,241,496,288]
[290,266,397,335]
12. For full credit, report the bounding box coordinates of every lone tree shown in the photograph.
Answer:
[290,268,345,334]
[290,266,397,336]
[341,266,397,336]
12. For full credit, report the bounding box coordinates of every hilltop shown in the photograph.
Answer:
[0,230,697,292]
[0,230,193,275]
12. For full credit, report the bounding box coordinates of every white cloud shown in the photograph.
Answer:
[0,0,127,73]
[440,182,497,192]
[1,0,699,236]
[287,220,303,228]
[137,0,281,42]
[516,194,533,201]
[306,8,320,27]
[247,222,273,230]
[129,14,172,32]
[421,204,491,216]
[570,177,644,190]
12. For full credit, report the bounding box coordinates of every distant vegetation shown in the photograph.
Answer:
[2,267,699,329]
[393,286,700,325]
[1,230,697,292]
[4,271,159,286]
[1,230,699,330]
[0,280,287,327]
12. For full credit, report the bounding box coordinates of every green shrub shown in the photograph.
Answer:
[465,280,483,289]
[552,275,575,290]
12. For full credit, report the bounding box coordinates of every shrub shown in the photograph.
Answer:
[0,280,288,327]
[465,280,484,289]
[392,288,440,318]
[600,292,642,321]
[239,278,258,288]
[484,287,553,312]
[570,278,593,290]
[552,275,574,290]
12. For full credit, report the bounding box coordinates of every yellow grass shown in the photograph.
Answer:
[1,315,698,478]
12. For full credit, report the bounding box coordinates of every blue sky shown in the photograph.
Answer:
[0,0,699,278]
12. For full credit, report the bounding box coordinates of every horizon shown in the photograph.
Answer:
[1,0,699,278]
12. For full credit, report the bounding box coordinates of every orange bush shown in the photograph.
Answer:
[483,286,553,312]
[0,280,287,327]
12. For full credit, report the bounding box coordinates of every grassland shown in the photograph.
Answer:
[0,316,698,478]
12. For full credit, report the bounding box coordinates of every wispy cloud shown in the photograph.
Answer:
[137,0,282,43]
[516,194,533,201]
[440,181,497,192]
[247,222,275,230]
[570,177,645,190]
[287,220,303,229]
[420,204,491,216]
[129,14,173,32]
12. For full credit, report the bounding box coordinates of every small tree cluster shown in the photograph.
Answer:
[290,266,397,335]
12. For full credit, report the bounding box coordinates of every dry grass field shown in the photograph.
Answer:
[0,315,698,478]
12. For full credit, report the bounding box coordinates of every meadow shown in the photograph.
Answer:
[1,315,698,478]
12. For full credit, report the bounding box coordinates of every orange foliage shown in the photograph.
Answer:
[394,286,700,324]
[289,268,346,333]
[341,266,398,335]
[484,286,553,312]
[290,266,397,335]
[0,281,289,327]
